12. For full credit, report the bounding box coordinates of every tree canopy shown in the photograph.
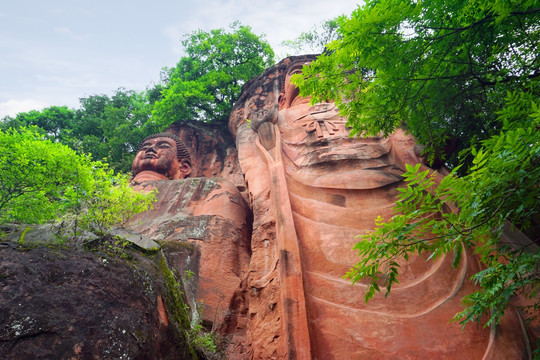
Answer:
[71,88,161,172]
[294,0,539,169]
[1,88,160,173]
[293,0,540,339]
[0,127,153,234]
[0,106,75,143]
[153,22,275,125]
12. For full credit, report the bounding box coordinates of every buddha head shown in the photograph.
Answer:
[131,132,192,182]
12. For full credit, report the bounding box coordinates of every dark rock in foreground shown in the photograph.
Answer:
[0,240,196,360]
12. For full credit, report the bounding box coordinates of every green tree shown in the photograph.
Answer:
[292,0,540,337]
[294,0,539,169]
[72,88,160,172]
[0,90,158,174]
[0,127,153,232]
[153,22,275,124]
[1,106,75,143]
[281,18,341,56]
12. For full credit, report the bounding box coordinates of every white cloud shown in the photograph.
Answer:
[162,25,186,57]
[0,99,49,118]
[2,1,363,113]
[53,26,89,41]
[35,73,99,89]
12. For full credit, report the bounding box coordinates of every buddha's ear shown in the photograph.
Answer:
[179,160,193,178]
[278,93,286,110]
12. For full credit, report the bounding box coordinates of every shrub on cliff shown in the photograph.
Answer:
[0,127,154,234]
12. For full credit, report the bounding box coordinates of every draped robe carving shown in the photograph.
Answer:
[229,56,531,360]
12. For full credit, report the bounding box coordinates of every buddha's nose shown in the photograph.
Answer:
[145,145,157,153]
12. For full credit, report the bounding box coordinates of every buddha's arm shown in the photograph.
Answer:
[253,123,312,360]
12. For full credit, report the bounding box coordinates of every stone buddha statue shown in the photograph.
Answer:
[131,132,193,182]
[229,56,530,359]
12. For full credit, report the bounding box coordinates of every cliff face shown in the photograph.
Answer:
[165,119,248,201]
[0,119,253,360]
[1,57,536,360]
[124,177,252,357]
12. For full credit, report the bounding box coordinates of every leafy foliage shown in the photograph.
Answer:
[0,127,81,224]
[74,171,156,235]
[153,22,275,124]
[0,127,154,234]
[345,91,540,328]
[0,89,161,173]
[0,106,75,143]
[293,0,539,169]
[71,88,162,172]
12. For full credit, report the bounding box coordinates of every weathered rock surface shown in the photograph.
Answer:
[165,120,247,200]
[0,238,196,360]
[125,177,252,358]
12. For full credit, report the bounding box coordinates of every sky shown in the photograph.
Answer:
[0,0,360,118]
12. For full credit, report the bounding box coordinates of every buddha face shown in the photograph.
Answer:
[279,64,310,110]
[131,137,191,181]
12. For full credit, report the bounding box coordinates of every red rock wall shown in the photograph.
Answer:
[166,120,248,200]
[125,177,252,354]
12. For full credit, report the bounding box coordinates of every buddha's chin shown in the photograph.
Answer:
[132,170,169,182]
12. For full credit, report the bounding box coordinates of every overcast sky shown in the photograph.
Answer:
[0,0,360,118]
